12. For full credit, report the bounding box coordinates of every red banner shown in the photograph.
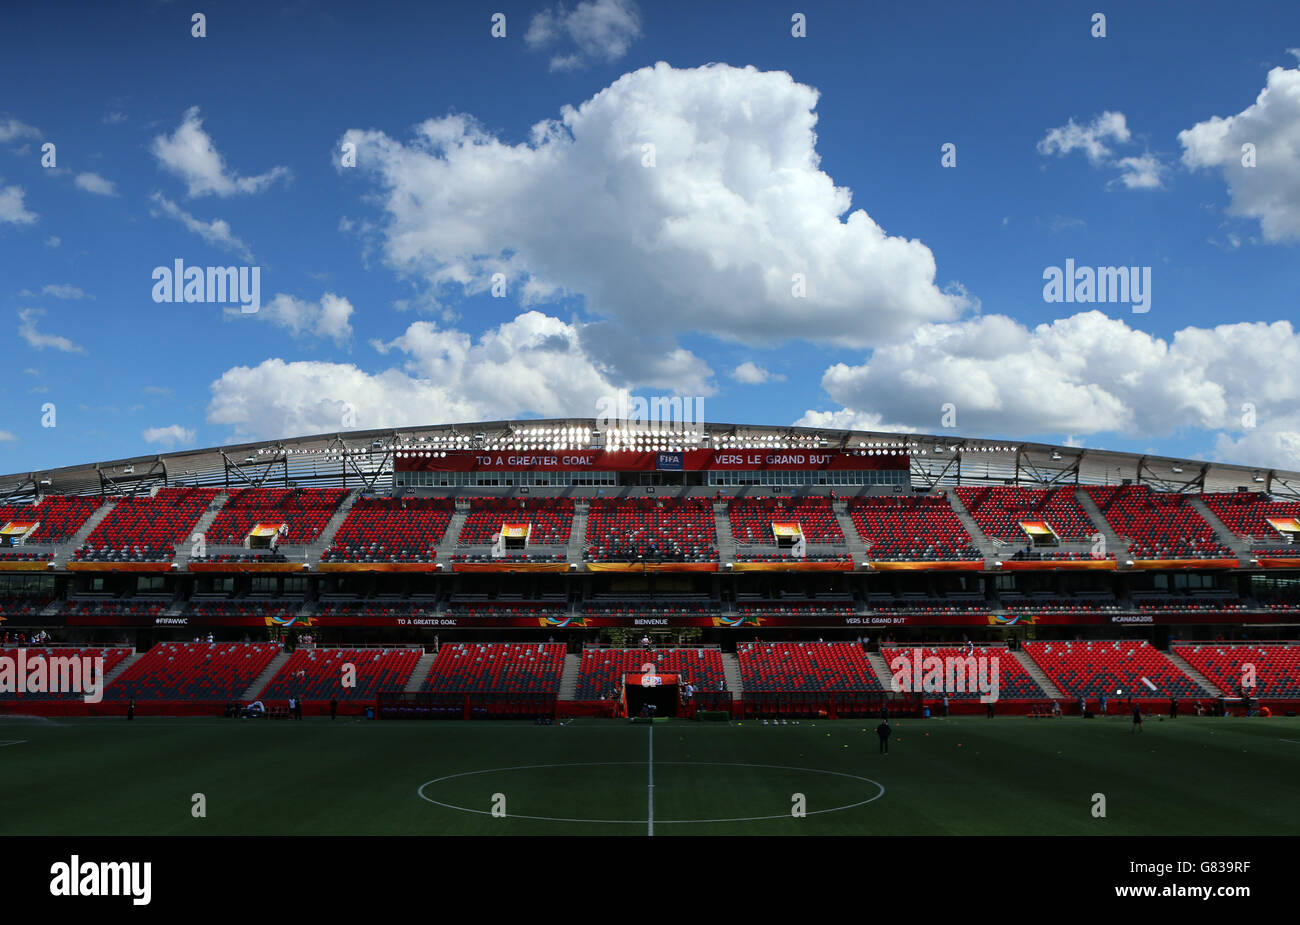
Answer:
[54,610,1299,629]
[396,449,906,473]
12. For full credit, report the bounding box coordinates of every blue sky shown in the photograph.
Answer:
[2,0,1299,475]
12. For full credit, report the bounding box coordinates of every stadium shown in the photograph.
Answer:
[1,419,1298,837]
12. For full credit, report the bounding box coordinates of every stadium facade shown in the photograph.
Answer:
[0,419,1295,646]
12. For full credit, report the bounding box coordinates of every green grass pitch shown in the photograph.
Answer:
[1,714,1297,835]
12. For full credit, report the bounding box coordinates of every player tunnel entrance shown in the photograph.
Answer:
[624,669,679,718]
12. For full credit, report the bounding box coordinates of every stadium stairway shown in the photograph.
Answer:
[240,650,290,700]
[866,651,897,692]
[303,489,362,564]
[1073,490,1131,565]
[712,501,737,562]
[173,491,229,570]
[943,489,998,561]
[52,500,117,568]
[1164,649,1225,696]
[433,502,470,562]
[403,651,437,693]
[1186,496,1254,567]
[558,653,582,700]
[566,502,589,563]
[721,652,744,695]
[833,501,870,565]
[1012,650,1063,698]
[103,650,143,690]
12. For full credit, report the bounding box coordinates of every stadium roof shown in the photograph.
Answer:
[2,419,1297,503]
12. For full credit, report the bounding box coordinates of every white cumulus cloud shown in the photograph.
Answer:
[142,425,196,448]
[151,106,290,198]
[339,62,964,351]
[17,308,86,354]
[149,192,254,261]
[246,292,355,345]
[209,311,637,440]
[0,183,36,224]
[1179,65,1300,242]
[799,311,1300,470]
[526,0,642,71]
[74,172,118,196]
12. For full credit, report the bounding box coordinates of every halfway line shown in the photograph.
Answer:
[647,722,654,837]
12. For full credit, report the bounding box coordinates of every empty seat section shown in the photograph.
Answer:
[0,647,131,699]
[205,488,347,546]
[1084,485,1230,559]
[106,642,280,700]
[893,646,1047,699]
[1021,640,1201,698]
[727,496,844,545]
[423,643,565,693]
[574,648,725,699]
[262,648,422,700]
[0,496,103,546]
[457,499,573,546]
[955,486,1096,550]
[1202,492,1300,556]
[74,488,217,562]
[736,642,883,691]
[850,496,979,561]
[1172,644,1300,698]
[322,497,453,563]
[584,498,717,562]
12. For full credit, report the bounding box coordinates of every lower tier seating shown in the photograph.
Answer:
[106,642,279,700]
[0,647,132,699]
[262,648,422,700]
[1172,644,1300,698]
[736,642,883,692]
[423,642,565,693]
[1022,640,1201,699]
[574,647,725,700]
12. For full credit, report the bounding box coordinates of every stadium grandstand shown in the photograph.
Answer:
[0,419,1296,718]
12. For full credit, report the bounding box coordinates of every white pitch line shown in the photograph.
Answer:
[1282,738,1300,745]
[647,722,654,837]
[0,740,28,747]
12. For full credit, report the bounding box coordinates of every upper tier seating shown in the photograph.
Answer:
[574,648,726,699]
[73,488,217,562]
[423,642,565,693]
[955,486,1096,545]
[584,498,717,562]
[262,648,422,700]
[322,497,453,563]
[727,496,844,546]
[736,642,884,692]
[205,488,347,546]
[1172,643,1300,698]
[61,599,169,618]
[0,496,103,545]
[849,496,980,561]
[314,601,427,619]
[1021,640,1201,698]
[1084,486,1231,559]
[106,642,280,700]
[1201,492,1300,556]
[457,499,573,546]
[0,594,54,617]
[0,647,132,699]
[184,600,304,621]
